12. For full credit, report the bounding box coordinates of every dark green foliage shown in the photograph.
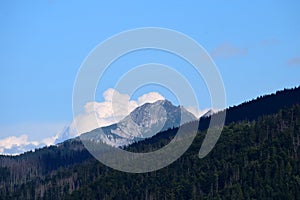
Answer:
[68,105,300,200]
[0,87,300,199]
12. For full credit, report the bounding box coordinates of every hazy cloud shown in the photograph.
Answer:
[287,57,300,66]
[211,43,248,59]
[260,38,279,47]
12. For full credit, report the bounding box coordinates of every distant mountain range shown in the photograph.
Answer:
[0,100,198,155]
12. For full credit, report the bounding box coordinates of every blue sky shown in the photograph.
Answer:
[0,1,300,150]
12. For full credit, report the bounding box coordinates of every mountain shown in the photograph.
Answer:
[54,125,77,144]
[0,86,300,199]
[0,100,196,155]
[81,100,196,147]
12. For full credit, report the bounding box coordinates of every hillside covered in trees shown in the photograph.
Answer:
[0,86,300,199]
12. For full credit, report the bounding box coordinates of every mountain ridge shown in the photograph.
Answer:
[80,99,196,147]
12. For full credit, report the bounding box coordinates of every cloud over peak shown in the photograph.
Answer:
[69,89,165,138]
[1,89,207,155]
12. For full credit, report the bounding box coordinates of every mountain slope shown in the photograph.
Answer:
[80,100,196,147]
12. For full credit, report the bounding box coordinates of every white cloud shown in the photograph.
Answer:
[41,136,57,146]
[1,89,210,155]
[0,133,64,155]
[0,122,68,155]
[0,135,39,155]
[137,92,165,105]
[186,107,210,118]
[70,88,165,137]
[0,89,166,155]
[0,135,32,149]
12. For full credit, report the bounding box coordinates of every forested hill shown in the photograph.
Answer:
[68,104,300,200]
[130,86,300,149]
[0,86,300,199]
[224,86,300,124]
[197,86,300,130]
